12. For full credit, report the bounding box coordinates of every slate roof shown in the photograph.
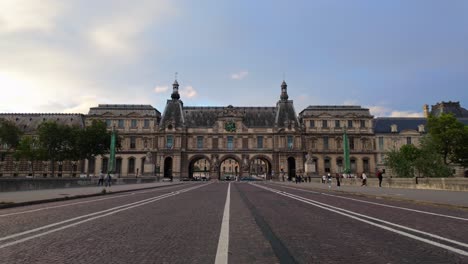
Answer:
[181,106,277,128]
[160,100,185,128]
[299,105,372,117]
[0,113,85,133]
[374,117,427,134]
[88,104,160,117]
[276,101,299,127]
[431,101,468,118]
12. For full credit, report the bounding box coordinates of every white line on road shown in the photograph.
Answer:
[0,184,189,217]
[215,182,231,264]
[252,184,468,257]
[267,183,468,221]
[0,184,209,248]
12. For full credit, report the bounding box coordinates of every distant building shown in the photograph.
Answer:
[0,82,466,178]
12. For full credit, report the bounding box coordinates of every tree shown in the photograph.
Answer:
[37,122,78,177]
[74,120,113,176]
[0,118,22,152]
[385,144,420,178]
[427,113,468,165]
[14,136,45,177]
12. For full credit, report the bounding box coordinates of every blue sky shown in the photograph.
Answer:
[1,0,467,117]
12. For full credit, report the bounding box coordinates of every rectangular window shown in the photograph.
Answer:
[131,119,137,128]
[287,136,293,149]
[144,119,150,128]
[166,135,173,149]
[212,138,218,150]
[335,120,340,128]
[378,137,384,150]
[105,119,111,127]
[130,137,136,149]
[348,120,353,128]
[0,153,5,162]
[322,120,328,128]
[360,120,366,128]
[323,136,329,150]
[243,138,248,149]
[197,136,203,149]
[406,137,412,145]
[257,136,264,149]
[118,119,124,128]
[309,120,315,128]
[349,137,355,150]
[227,136,234,150]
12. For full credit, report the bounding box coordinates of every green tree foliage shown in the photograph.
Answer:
[0,118,23,152]
[385,137,453,178]
[427,113,468,166]
[37,122,78,177]
[74,120,114,175]
[14,136,45,177]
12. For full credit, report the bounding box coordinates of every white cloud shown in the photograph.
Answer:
[154,85,169,93]
[231,71,249,80]
[180,86,197,98]
[343,99,359,105]
[367,105,423,117]
[390,111,423,117]
[0,0,63,33]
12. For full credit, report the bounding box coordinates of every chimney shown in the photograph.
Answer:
[423,104,429,118]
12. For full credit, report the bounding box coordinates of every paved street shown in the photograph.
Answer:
[0,182,467,263]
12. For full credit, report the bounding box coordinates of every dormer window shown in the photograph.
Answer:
[391,124,398,133]
[418,124,425,133]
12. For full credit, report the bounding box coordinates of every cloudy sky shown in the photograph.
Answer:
[1,0,467,117]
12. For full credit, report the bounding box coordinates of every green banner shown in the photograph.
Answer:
[343,127,351,174]
[108,128,116,173]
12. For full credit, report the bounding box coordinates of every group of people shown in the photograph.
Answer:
[320,169,384,188]
[98,172,113,187]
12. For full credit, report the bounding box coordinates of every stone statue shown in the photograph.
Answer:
[145,152,152,164]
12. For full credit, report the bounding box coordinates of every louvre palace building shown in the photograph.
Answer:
[1,80,467,179]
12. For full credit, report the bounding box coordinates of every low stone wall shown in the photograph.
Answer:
[0,177,160,192]
[336,177,468,191]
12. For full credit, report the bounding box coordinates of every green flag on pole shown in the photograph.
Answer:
[108,127,116,173]
[343,127,351,174]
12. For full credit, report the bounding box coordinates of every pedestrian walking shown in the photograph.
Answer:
[361,172,367,186]
[377,169,383,187]
[335,173,341,187]
[98,171,104,186]
[105,173,112,187]
[322,175,326,184]
[327,173,332,189]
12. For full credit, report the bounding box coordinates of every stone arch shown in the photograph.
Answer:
[249,155,273,179]
[218,154,241,180]
[188,154,212,179]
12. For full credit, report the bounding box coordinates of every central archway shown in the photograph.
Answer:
[188,156,211,180]
[250,155,272,180]
[219,157,240,180]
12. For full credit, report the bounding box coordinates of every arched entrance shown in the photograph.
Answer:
[219,157,240,180]
[189,156,211,180]
[164,157,173,178]
[250,156,272,180]
[287,157,296,181]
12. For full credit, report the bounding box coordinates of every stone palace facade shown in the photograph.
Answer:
[1,80,467,179]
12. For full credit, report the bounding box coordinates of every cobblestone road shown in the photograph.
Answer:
[0,182,467,263]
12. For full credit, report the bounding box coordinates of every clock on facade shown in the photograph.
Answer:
[224,121,236,132]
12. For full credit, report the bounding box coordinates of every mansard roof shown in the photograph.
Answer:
[299,105,372,118]
[431,101,468,118]
[88,104,160,117]
[0,113,85,133]
[182,106,277,128]
[373,117,427,134]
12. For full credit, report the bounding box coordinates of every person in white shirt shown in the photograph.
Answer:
[361,172,367,186]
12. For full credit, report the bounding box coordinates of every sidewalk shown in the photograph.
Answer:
[272,181,468,208]
[0,182,183,208]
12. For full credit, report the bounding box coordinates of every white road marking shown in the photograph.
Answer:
[252,184,468,257]
[0,184,189,217]
[0,184,208,248]
[215,182,231,264]
[267,183,468,221]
